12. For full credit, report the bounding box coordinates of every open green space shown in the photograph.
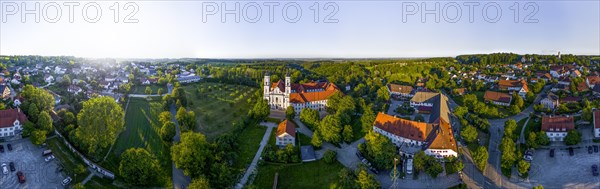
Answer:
[297,132,312,146]
[46,137,90,184]
[132,84,166,94]
[251,160,345,189]
[99,97,172,187]
[515,118,528,141]
[83,176,122,189]
[233,124,267,172]
[182,82,257,140]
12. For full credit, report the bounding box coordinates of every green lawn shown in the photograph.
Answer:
[515,118,528,141]
[183,82,257,140]
[524,117,542,138]
[132,84,166,95]
[251,160,345,189]
[297,132,312,146]
[46,137,90,184]
[233,124,267,173]
[83,176,122,189]
[99,97,172,187]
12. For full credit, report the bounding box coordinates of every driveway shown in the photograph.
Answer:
[235,122,276,189]
[0,139,66,189]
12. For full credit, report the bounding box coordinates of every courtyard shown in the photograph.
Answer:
[0,139,67,189]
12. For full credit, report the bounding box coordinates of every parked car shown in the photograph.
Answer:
[45,155,55,162]
[592,165,599,176]
[0,145,4,153]
[7,144,12,151]
[42,150,52,156]
[17,171,26,183]
[62,177,72,186]
[594,145,599,153]
[588,146,593,154]
[9,162,15,172]
[569,147,574,156]
[549,149,555,158]
[2,163,7,174]
[406,159,413,175]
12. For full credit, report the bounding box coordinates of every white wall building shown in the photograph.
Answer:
[263,73,339,113]
[0,109,27,137]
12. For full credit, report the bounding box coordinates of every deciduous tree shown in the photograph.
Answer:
[188,177,211,189]
[285,106,295,120]
[364,131,397,169]
[74,97,125,158]
[37,110,53,132]
[461,125,478,143]
[171,132,212,178]
[160,121,176,142]
[319,115,342,143]
[119,148,161,186]
[30,129,47,145]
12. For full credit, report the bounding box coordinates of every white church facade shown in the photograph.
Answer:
[263,73,340,113]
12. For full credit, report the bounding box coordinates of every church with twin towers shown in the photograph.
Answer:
[263,72,341,113]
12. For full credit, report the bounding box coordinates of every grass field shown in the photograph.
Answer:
[132,84,166,94]
[251,160,345,189]
[233,124,267,173]
[46,137,91,184]
[182,82,258,140]
[83,176,122,189]
[99,97,172,187]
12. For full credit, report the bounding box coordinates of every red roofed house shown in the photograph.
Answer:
[276,119,296,147]
[387,84,415,98]
[483,91,512,106]
[498,79,529,98]
[541,116,574,141]
[264,73,340,113]
[593,110,600,138]
[373,93,457,159]
[586,76,600,89]
[0,108,28,137]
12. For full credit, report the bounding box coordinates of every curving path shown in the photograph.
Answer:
[235,122,276,189]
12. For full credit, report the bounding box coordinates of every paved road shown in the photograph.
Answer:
[128,94,165,98]
[170,85,191,189]
[235,122,276,189]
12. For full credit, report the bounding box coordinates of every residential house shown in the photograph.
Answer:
[540,93,559,110]
[541,116,574,141]
[410,92,438,108]
[571,70,582,78]
[387,84,415,98]
[560,96,581,104]
[67,85,83,94]
[0,85,11,99]
[550,66,570,78]
[557,77,571,86]
[140,78,158,85]
[276,119,296,147]
[498,80,528,97]
[0,108,27,137]
[44,75,54,83]
[594,110,600,138]
[483,91,512,106]
[373,93,457,159]
[586,76,600,89]
[577,81,589,92]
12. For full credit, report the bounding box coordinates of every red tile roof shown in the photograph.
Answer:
[483,91,512,103]
[373,112,430,141]
[587,76,600,85]
[388,84,414,94]
[498,80,528,92]
[0,109,28,128]
[541,116,574,132]
[427,119,457,152]
[276,119,296,138]
[270,80,340,103]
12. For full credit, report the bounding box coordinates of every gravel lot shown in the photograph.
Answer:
[529,145,600,188]
[0,139,66,189]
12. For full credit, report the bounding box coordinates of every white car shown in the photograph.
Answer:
[45,155,55,162]
[1,163,7,174]
[62,177,72,186]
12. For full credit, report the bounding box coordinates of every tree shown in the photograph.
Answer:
[28,103,39,122]
[188,177,211,189]
[425,160,444,178]
[341,125,353,143]
[119,148,161,186]
[311,131,323,148]
[536,131,550,146]
[376,86,390,102]
[337,168,357,189]
[564,130,581,145]
[171,132,212,178]
[251,99,270,121]
[460,125,478,143]
[509,105,521,115]
[413,151,427,172]
[285,106,295,120]
[160,121,176,142]
[323,150,337,164]
[365,131,397,169]
[37,110,53,132]
[145,86,152,94]
[527,132,538,148]
[504,119,518,138]
[157,88,164,96]
[360,105,376,133]
[61,111,76,126]
[21,85,54,112]
[176,107,187,124]
[517,159,530,176]
[582,107,593,121]
[30,129,47,145]
[300,108,320,130]
[355,169,380,189]
[74,97,125,158]
[73,183,85,189]
[500,137,517,170]
[512,93,524,108]
[319,115,342,143]
[526,91,536,103]
[533,185,544,189]
[453,106,469,118]
[159,111,172,125]
[473,146,489,171]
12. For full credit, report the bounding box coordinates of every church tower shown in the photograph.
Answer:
[263,72,270,100]
[285,72,291,95]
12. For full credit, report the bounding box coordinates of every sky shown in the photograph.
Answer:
[0,0,599,59]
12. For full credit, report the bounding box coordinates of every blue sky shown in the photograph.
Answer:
[0,0,598,58]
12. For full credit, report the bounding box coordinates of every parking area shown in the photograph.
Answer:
[0,139,66,189]
[529,145,600,188]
